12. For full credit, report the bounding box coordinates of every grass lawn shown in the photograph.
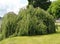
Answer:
[0,23,60,44]
[0,33,60,44]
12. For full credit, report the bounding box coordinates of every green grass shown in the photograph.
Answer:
[0,33,60,44]
[0,23,60,44]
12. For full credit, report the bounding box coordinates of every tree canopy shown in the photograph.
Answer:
[48,0,60,19]
[28,0,51,10]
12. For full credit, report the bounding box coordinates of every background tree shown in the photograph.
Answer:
[1,12,17,38]
[28,0,51,10]
[48,0,60,19]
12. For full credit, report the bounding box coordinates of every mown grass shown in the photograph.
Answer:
[0,33,60,44]
[0,23,60,44]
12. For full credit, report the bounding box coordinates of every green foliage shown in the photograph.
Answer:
[1,12,17,38]
[28,0,51,10]
[0,32,60,44]
[48,0,60,19]
[16,5,56,36]
[1,5,56,38]
[0,34,3,41]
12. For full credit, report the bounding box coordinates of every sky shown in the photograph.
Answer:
[0,0,55,17]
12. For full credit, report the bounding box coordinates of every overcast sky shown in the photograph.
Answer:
[0,0,55,17]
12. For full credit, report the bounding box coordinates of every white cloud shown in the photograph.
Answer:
[0,0,55,17]
[0,0,28,17]
[50,0,55,1]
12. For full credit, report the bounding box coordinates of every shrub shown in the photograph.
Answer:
[1,12,17,38]
[16,5,56,36]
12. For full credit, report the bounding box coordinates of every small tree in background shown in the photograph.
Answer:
[48,0,60,19]
[1,12,17,38]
